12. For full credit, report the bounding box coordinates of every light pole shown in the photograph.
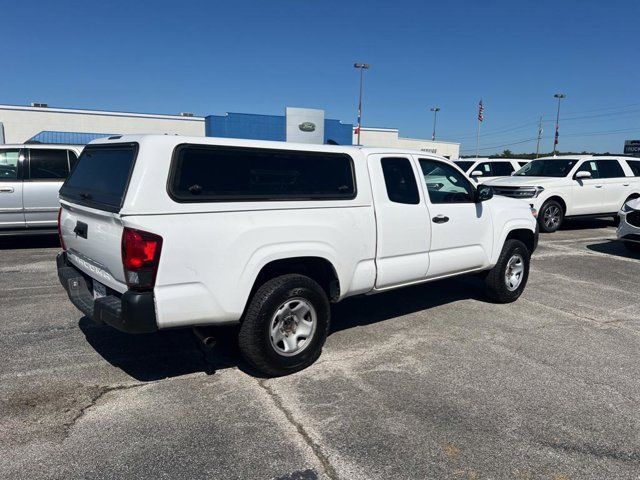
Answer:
[552,93,566,156]
[430,107,440,141]
[354,63,370,146]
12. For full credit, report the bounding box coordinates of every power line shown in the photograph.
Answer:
[460,127,640,153]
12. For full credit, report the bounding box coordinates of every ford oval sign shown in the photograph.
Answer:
[299,121,316,132]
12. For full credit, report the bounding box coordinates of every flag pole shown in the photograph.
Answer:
[475,120,481,158]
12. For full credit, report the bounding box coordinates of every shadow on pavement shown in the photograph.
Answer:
[79,317,240,381]
[79,274,488,380]
[0,234,60,250]
[560,218,616,231]
[330,274,485,334]
[587,239,640,261]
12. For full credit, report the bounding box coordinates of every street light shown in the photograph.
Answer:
[430,107,440,141]
[552,93,566,156]
[354,63,370,146]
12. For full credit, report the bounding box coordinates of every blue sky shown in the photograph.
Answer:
[2,0,639,154]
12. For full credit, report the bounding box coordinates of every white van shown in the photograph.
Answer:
[0,144,82,234]
[57,135,537,375]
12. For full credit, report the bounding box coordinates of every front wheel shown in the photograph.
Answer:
[538,199,564,233]
[484,239,530,303]
[238,274,330,377]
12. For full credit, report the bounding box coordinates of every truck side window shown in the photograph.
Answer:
[380,157,420,205]
[419,159,474,204]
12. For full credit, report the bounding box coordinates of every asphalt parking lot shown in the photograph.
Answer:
[1,220,639,480]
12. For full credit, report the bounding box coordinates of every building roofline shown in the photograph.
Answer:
[0,103,205,121]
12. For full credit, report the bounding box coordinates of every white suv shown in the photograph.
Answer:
[454,158,529,184]
[56,135,537,376]
[485,155,640,233]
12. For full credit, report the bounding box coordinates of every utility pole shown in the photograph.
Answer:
[535,116,543,158]
[552,93,566,156]
[354,63,370,146]
[430,107,440,141]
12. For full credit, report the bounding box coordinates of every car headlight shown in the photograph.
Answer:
[510,186,545,199]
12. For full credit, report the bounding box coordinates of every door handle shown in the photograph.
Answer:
[595,185,603,188]
[0,187,14,193]
[432,215,449,224]
[623,184,630,187]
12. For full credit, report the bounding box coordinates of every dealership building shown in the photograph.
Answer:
[0,103,459,157]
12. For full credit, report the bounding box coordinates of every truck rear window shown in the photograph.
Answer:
[60,143,137,212]
[169,144,356,202]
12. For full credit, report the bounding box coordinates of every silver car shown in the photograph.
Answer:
[0,144,82,235]
[617,197,640,252]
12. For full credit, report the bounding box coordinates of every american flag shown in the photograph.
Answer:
[478,100,484,122]
[354,124,360,135]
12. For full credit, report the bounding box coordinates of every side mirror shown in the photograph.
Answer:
[575,171,591,179]
[476,185,493,203]
[470,170,483,177]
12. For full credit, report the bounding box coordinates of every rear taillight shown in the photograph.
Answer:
[57,208,66,251]
[121,228,163,290]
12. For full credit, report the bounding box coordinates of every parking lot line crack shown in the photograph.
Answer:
[258,380,339,480]
[63,383,146,437]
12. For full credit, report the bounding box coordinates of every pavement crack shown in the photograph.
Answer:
[63,383,145,437]
[258,380,339,480]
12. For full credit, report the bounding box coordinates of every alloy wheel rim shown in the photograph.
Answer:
[543,205,561,229]
[504,254,525,291]
[269,298,317,357]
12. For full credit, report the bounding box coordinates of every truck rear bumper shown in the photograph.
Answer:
[56,252,158,334]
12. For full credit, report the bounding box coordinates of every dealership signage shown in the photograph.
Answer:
[286,107,324,144]
[624,140,640,157]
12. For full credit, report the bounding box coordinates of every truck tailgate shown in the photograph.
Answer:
[59,202,127,293]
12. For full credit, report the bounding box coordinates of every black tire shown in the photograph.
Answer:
[623,241,640,253]
[538,199,564,233]
[484,239,530,303]
[238,274,330,377]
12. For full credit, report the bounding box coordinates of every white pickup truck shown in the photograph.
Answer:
[57,135,537,376]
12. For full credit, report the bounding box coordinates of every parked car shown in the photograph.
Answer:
[454,158,529,184]
[0,144,82,234]
[57,135,538,376]
[617,197,640,252]
[485,155,640,233]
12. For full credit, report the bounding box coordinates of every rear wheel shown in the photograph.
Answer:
[484,239,530,303]
[538,199,564,233]
[238,274,330,377]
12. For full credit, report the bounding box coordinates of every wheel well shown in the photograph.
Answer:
[506,229,535,254]
[251,257,340,302]
[626,193,640,202]
[545,195,566,214]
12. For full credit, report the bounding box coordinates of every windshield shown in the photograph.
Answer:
[514,159,577,177]
[454,161,475,172]
[60,143,137,212]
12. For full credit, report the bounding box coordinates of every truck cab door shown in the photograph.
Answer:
[23,148,71,228]
[416,157,493,278]
[0,148,25,230]
[367,154,431,289]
